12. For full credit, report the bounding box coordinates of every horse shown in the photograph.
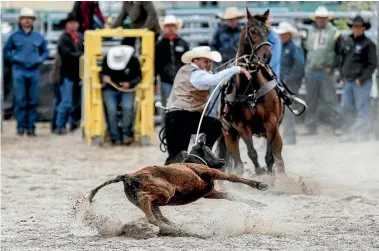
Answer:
[217,8,286,176]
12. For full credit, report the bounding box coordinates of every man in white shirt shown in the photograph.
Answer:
[164,46,251,165]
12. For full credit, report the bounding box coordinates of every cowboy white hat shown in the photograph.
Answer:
[273,22,298,37]
[181,46,222,64]
[107,45,135,71]
[218,7,245,20]
[19,8,36,19]
[310,6,333,20]
[159,15,183,31]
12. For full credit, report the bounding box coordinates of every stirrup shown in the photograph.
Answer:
[286,95,307,116]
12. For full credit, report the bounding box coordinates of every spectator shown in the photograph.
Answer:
[303,6,342,136]
[265,12,281,81]
[156,15,189,108]
[71,1,107,33]
[112,1,161,46]
[211,7,245,65]
[3,8,49,136]
[274,22,305,144]
[339,16,377,142]
[54,13,84,135]
[100,45,142,145]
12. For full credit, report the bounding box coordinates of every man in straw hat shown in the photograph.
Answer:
[53,13,84,135]
[156,15,189,109]
[211,7,245,64]
[100,45,142,145]
[274,22,305,145]
[3,7,49,136]
[339,16,377,142]
[302,6,343,136]
[163,46,251,165]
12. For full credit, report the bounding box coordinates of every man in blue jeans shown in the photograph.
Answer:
[54,13,84,135]
[100,45,142,145]
[339,16,377,141]
[303,7,343,136]
[3,8,49,136]
[155,15,189,108]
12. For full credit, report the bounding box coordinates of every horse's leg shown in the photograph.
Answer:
[265,125,285,174]
[222,130,244,175]
[240,128,266,175]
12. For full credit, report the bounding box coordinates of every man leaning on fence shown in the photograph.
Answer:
[53,13,84,135]
[155,15,189,108]
[3,8,49,136]
[339,16,377,142]
[100,45,142,146]
[274,22,305,145]
[302,7,343,136]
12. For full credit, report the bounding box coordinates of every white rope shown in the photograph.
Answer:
[194,74,234,143]
[188,153,208,165]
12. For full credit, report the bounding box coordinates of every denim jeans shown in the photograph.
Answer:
[304,72,341,132]
[51,84,61,131]
[341,80,372,138]
[12,66,39,130]
[160,81,173,107]
[103,87,135,141]
[55,78,74,129]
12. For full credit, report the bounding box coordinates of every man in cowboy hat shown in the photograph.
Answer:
[211,7,245,65]
[163,46,251,165]
[302,6,343,136]
[208,7,245,117]
[100,45,142,145]
[53,13,84,135]
[339,16,377,142]
[274,22,305,145]
[155,15,189,109]
[3,7,49,136]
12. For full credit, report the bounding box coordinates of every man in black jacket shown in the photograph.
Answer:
[155,15,189,107]
[339,16,377,141]
[100,45,142,145]
[54,13,84,135]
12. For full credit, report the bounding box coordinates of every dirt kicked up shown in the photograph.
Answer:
[1,121,379,251]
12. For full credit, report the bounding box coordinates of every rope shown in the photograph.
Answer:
[104,81,137,92]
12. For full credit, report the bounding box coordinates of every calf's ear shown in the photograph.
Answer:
[197,133,207,145]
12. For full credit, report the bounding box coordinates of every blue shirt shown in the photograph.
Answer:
[189,63,241,91]
[268,29,281,82]
[3,26,49,70]
[211,24,241,63]
[280,40,305,93]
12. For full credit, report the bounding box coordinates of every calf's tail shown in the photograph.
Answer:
[89,175,126,202]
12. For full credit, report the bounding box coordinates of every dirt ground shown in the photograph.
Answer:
[1,120,379,251]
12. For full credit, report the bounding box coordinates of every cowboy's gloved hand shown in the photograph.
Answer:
[240,67,251,80]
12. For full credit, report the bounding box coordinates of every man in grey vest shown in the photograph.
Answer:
[303,7,342,135]
[164,46,251,165]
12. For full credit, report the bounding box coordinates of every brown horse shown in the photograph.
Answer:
[217,8,285,176]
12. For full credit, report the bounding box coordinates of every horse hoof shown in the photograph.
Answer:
[257,182,269,191]
[255,167,267,176]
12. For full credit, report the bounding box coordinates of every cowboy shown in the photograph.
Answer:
[3,8,49,136]
[100,45,142,145]
[155,15,189,108]
[211,7,245,65]
[112,1,161,46]
[339,16,377,142]
[53,13,84,135]
[302,6,343,136]
[163,46,251,165]
[274,22,305,145]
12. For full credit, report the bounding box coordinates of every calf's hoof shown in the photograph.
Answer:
[257,182,268,191]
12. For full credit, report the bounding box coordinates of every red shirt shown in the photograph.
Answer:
[80,1,106,31]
